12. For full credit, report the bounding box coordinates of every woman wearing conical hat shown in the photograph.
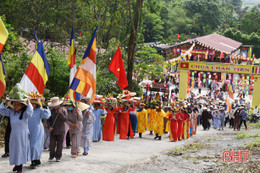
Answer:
[28,94,51,168]
[64,99,83,158]
[0,92,33,173]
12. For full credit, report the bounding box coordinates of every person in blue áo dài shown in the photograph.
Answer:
[92,101,106,142]
[0,97,33,173]
[28,96,51,168]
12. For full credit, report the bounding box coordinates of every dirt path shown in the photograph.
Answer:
[0,124,259,173]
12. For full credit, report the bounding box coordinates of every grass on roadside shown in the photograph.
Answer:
[168,142,210,156]
[247,139,260,149]
[249,122,260,128]
[235,132,259,139]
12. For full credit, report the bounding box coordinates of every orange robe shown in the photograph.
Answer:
[119,109,133,139]
[116,107,123,134]
[177,113,183,140]
[103,108,118,141]
[169,113,178,142]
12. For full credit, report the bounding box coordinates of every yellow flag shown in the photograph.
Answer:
[0,17,9,53]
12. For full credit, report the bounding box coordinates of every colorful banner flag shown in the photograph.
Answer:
[180,42,195,61]
[205,50,208,59]
[0,54,6,98]
[228,80,234,100]
[226,98,232,112]
[108,45,128,89]
[68,27,80,101]
[34,27,39,49]
[0,17,9,53]
[69,26,98,103]
[68,27,77,85]
[253,67,260,74]
[20,41,51,94]
[252,54,255,65]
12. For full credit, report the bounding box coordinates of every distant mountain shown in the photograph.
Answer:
[242,0,260,7]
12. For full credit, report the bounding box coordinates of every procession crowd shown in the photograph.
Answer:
[0,88,257,173]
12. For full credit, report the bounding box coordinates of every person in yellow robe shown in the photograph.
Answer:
[164,108,171,133]
[147,105,156,135]
[154,106,165,140]
[136,103,148,138]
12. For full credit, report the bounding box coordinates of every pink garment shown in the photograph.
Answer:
[63,123,70,147]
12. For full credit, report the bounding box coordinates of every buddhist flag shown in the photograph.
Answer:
[108,45,128,90]
[230,54,234,64]
[68,27,80,101]
[0,54,6,98]
[20,42,51,94]
[228,80,234,100]
[226,98,232,112]
[68,27,77,85]
[0,17,9,54]
[34,27,39,49]
[205,50,208,59]
[69,26,98,103]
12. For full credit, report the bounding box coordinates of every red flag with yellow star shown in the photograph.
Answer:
[180,62,189,69]
[108,45,128,89]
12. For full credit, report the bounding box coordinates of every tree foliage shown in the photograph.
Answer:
[1,0,260,99]
[134,45,166,80]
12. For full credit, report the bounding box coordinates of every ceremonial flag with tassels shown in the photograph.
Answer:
[0,17,8,54]
[252,54,255,65]
[69,26,98,103]
[228,80,234,100]
[34,27,39,49]
[68,27,80,101]
[205,50,208,59]
[108,45,128,90]
[226,98,232,112]
[20,42,51,94]
[0,54,6,98]
[230,54,234,64]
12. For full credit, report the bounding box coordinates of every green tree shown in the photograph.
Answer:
[183,0,224,35]
[143,12,164,42]
[238,6,260,35]
[134,45,166,80]
[127,0,144,89]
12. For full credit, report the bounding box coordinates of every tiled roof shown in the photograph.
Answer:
[194,33,242,53]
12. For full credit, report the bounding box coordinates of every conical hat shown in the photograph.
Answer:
[77,102,90,111]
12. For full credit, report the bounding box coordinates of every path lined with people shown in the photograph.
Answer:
[0,125,214,173]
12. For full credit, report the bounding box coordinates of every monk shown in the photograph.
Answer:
[147,105,156,135]
[136,103,148,138]
[154,106,165,140]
